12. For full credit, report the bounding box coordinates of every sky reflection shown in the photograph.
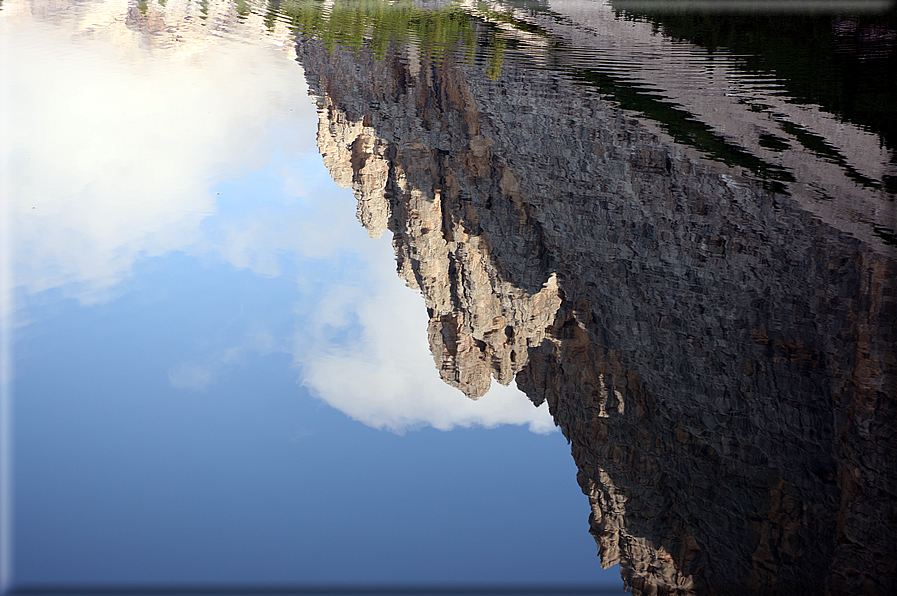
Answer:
[5,4,554,434]
[0,2,608,589]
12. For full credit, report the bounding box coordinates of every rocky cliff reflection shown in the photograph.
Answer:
[292,1,896,594]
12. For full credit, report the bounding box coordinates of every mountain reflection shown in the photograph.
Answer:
[291,0,896,594]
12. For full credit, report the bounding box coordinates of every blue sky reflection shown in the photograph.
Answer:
[2,1,616,589]
[6,10,554,434]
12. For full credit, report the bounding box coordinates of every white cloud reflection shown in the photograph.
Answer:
[4,5,556,434]
[293,238,557,435]
[168,363,215,391]
[5,14,316,303]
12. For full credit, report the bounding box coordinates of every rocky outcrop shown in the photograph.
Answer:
[314,73,562,398]
[295,10,896,594]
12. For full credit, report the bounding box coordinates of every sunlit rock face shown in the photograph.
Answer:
[295,13,896,596]
[312,51,562,399]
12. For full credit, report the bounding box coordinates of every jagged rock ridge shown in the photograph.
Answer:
[295,15,896,596]
[314,66,563,398]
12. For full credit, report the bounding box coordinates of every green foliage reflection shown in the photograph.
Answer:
[268,0,482,62]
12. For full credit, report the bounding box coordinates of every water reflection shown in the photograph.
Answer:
[5,0,554,433]
[285,0,896,594]
[5,0,896,594]
[7,1,586,589]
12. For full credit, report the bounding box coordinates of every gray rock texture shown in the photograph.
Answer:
[295,18,896,595]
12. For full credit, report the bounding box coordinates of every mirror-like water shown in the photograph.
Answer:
[3,1,895,595]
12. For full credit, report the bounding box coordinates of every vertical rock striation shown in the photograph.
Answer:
[312,50,563,398]
[295,16,896,595]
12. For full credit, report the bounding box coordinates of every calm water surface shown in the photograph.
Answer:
[2,1,895,595]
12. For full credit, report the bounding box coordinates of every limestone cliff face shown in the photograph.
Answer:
[296,17,896,596]
[313,61,562,398]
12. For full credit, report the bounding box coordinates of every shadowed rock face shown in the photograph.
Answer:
[316,97,563,398]
[295,16,896,595]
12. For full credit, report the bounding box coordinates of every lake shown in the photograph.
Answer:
[2,1,895,595]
